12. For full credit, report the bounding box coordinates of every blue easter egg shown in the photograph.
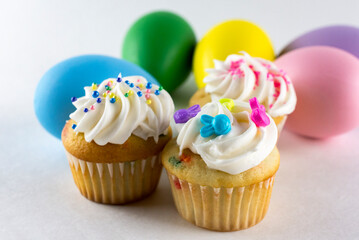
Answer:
[34,55,158,139]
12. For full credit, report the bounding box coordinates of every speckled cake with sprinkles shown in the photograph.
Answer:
[162,98,280,231]
[62,73,174,204]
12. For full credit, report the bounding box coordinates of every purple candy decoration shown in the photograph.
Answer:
[279,25,359,59]
[174,104,201,124]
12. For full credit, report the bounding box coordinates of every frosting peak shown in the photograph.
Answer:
[69,74,174,146]
[204,52,297,117]
[175,101,278,175]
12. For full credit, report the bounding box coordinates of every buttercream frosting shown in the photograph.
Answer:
[204,52,297,117]
[70,75,174,146]
[175,101,278,175]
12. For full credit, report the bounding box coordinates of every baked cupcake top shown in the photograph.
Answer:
[69,74,174,146]
[173,98,278,175]
[204,52,297,117]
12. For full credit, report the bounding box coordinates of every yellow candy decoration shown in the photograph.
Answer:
[219,98,234,112]
[146,99,152,105]
[109,93,115,99]
[91,83,97,90]
[193,20,275,89]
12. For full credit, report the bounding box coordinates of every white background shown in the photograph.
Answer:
[1,0,359,239]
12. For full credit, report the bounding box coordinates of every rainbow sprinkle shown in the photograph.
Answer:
[92,91,99,98]
[72,124,77,129]
[71,97,77,102]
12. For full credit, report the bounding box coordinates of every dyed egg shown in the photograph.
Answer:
[122,11,196,92]
[193,20,275,88]
[34,55,158,139]
[279,25,359,58]
[275,46,359,139]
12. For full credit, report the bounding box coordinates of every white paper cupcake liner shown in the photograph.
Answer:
[277,115,287,135]
[166,171,275,231]
[65,151,162,204]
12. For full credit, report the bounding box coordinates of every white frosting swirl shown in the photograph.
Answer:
[70,75,174,146]
[204,52,297,117]
[176,102,278,175]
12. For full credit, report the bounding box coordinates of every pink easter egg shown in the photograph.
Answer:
[275,46,359,139]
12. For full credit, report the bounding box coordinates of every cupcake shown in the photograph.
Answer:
[189,52,297,133]
[162,98,279,231]
[62,74,174,204]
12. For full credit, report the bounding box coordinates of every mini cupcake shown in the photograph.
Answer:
[189,52,297,133]
[162,98,279,231]
[62,74,174,204]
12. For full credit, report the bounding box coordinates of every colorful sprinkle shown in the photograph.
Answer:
[146,99,152,105]
[72,124,77,129]
[138,83,144,89]
[180,154,191,163]
[110,97,116,103]
[117,76,122,82]
[137,79,141,82]
[125,80,130,85]
[92,91,100,98]
[145,93,150,99]
[90,105,95,110]
[84,108,89,113]
[200,114,231,138]
[107,80,113,86]
[128,90,134,96]
[174,105,201,124]
[97,98,102,103]
[124,93,129,97]
[249,97,270,127]
[129,83,134,88]
[91,83,97,90]
[219,98,234,112]
[146,89,151,93]
[102,92,107,97]
[109,93,115,99]
[158,86,163,91]
[146,82,152,89]
[229,59,244,76]
[71,97,77,102]
[137,91,143,97]
[169,156,182,168]
[105,85,111,91]
[154,90,160,95]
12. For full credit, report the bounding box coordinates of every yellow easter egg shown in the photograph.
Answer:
[193,20,275,88]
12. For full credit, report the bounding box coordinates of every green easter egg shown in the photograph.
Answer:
[122,11,196,92]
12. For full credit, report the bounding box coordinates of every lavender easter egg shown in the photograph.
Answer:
[275,46,359,139]
[280,25,359,58]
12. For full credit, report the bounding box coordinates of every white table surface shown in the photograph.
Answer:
[1,0,359,239]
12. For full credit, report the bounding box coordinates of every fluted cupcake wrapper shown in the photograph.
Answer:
[65,151,162,204]
[166,171,275,231]
[277,116,287,136]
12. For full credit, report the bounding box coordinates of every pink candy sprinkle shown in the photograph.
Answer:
[229,60,244,77]
[145,93,150,99]
[106,90,110,94]
[107,81,112,86]
[146,89,151,93]
[137,79,141,82]
[90,105,95,110]
[249,97,270,127]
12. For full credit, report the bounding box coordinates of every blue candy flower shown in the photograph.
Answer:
[200,114,231,138]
